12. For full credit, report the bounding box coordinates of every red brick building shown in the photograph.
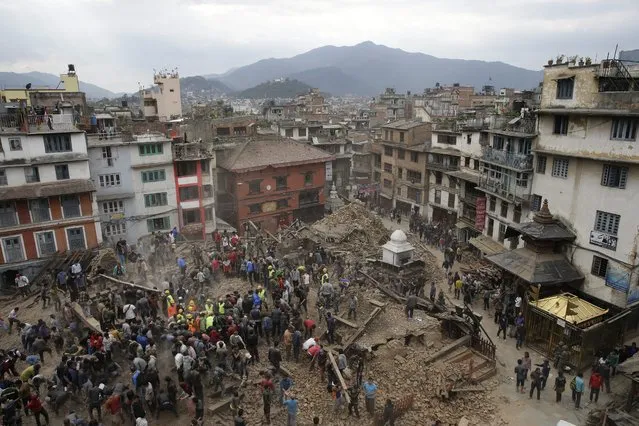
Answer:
[217,138,333,235]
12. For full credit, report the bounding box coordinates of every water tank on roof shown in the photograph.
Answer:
[68,64,76,74]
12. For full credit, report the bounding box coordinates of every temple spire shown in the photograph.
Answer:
[533,199,554,224]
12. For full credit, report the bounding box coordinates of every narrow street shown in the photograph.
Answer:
[378,214,625,426]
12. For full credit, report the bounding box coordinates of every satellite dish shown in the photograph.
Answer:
[25,83,32,90]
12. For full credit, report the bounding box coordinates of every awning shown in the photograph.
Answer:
[486,248,584,285]
[455,221,467,229]
[468,235,507,256]
[534,293,608,326]
[447,170,480,185]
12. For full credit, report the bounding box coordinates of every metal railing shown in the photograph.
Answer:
[479,177,531,202]
[0,113,76,133]
[25,175,40,183]
[481,147,533,170]
[427,160,459,171]
[0,212,17,227]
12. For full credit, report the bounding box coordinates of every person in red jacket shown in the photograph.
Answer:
[589,371,603,403]
[303,318,316,339]
[26,393,50,426]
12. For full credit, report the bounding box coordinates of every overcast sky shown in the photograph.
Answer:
[1,0,637,92]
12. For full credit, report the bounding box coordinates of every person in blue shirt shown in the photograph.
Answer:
[246,260,255,285]
[574,372,585,408]
[177,257,187,276]
[279,376,293,403]
[362,378,378,415]
[282,394,298,426]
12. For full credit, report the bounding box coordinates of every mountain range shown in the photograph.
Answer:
[0,42,544,99]
[235,79,313,99]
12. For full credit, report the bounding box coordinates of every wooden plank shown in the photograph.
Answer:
[334,315,358,328]
[421,335,471,367]
[98,274,162,293]
[207,397,233,415]
[359,271,402,303]
[342,306,382,348]
[368,299,386,308]
[327,351,351,404]
[71,302,102,333]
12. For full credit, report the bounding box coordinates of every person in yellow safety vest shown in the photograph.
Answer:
[258,287,266,302]
[176,309,185,324]
[321,268,329,285]
[217,299,225,315]
[205,313,214,330]
[187,300,197,313]
[268,265,275,279]
[186,314,196,333]
[205,299,214,315]
[199,312,208,332]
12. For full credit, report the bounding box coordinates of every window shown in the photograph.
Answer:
[397,168,403,179]
[553,115,569,135]
[144,192,168,207]
[138,143,163,156]
[435,171,442,185]
[202,184,213,198]
[448,193,455,208]
[516,172,529,188]
[466,134,472,145]
[493,135,505,150]
[9,137,22,151]
[275,176,288,190]
[487,218,494,236]
[601,164,628,189]
[384,146,393,156]
[276,199,289,209]
[147,217,170,232]
[35,231,56,256]
[99,173,121,187]
[102,146,113,166]
[30,198,50,223]
[410,152,418,162]
[249,204,261,214]
[396,186,402,196]
[2,236,24,262]
[536,155,547,174]
[464,157,470,167]
[513,205,522,223]
[179,186,199,200]
[247,180,261,194]
[407,169,422,183]
[102,200,124,214]
[611,118,638,141]
[397,149,405,160]
[556,78,574,99]
[103,222,127,237]
[383,179,392,189]
[66,227,86,250]
[182,209,201,224]
[551,158,569,178]
[0,169,7,186]
[384,130,389,140]
[383,163,392,173]
[399,132,405,143]
[0,202,17,227]
[141,169,166,182]
[299,128,307,137]
[438,134,456,145]
[176,162,197,177]
[498,223,507,242]
[591,256,608,278]
[500,201,508,218]
[594,211,621,235]
[390,131,394,141]
[25,166,40,183]
[304,172,313,186]
[407,188,421,203]
[44,134,72,153]
[434,189,442,204]
[55,164,70,180]
[449,177,457,190]
[531,195,542,212]
[299,190,320,207]
[61,195,81,218]
[489,197,496,212]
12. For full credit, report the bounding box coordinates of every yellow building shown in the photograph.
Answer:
[0,65,81,106]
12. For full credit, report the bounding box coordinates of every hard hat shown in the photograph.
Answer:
[164,290,170,294]
[268,265,273,270]
[186,314,193,320]
[206,299,212,303]
[323,268,327,273]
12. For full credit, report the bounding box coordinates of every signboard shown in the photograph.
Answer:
[590,230,618,251]
[111,213,125,220]
[262,201,277,213]
[606,262,631,293]
[475,197,486,231]
[325,161,333,181]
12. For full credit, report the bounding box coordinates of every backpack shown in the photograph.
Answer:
[569,376,576,391]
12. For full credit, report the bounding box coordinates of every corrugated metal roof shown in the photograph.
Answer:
[535,293,608,325]
[506,221,576,241]
[468,235,506,256]
[486,248,583,285]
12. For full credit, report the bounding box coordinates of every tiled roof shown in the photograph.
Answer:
[218,138,334,172]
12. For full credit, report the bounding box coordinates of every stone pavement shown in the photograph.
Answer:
[378,215,629,425]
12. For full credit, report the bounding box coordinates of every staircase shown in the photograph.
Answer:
[442,346,497,383]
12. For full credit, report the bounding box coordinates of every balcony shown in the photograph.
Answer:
[172,142,216,161]
[478,177,531,203]
[0,112,76,134]
[427,160,459,172]
[460,193,479,206]
[481,147,533,171]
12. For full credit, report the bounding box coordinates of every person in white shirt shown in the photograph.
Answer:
[123,304,136,321]
[7,307,19,334]
[515,296,522,309]
[303,272,311,287]
[15,275,29,297]
[71,262,82,275]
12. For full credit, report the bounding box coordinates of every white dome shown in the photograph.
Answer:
[390,229,408,243]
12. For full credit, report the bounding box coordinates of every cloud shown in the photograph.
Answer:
[0,0,637,92]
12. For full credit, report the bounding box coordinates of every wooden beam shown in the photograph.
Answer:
[98,274,161,293]
[359,271,403,303]
[70,302,102,333]
[342,306,382,348]
[334,315,358,328]
[421,335,471,367]
[368,299,386,308]
[327,351,351,404]
[207,397,233,415]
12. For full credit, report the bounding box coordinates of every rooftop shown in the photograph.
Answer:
[505,200,576,242]
[381,119,426,130]
[218,138,334,173]
[0,179,95,199]
[534,293,608,327]
[486,249,583,285]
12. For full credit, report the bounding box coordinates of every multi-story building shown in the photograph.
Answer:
[370,88,408,127]
[0,65,84,108]
[373,120,431,215]
[0,106,101,285]
[87,130,178,245]
[140,70,182,122]
[476,113,536,249]
[531,58,639,308]
[217,138,333,234]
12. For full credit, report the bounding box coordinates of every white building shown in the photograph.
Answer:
[140,70,182,122]
[531,59,639,308]
[87,131,178,246]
